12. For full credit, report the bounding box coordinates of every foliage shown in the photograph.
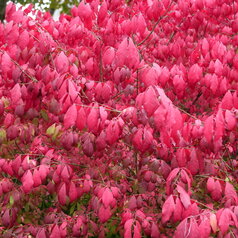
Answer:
[0,0,238,237]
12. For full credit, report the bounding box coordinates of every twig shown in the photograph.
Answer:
[178,107,198,120]
[0,49,38,82]
[76,104,122,113]
[138,1,174,46]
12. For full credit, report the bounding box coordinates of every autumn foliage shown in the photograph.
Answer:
[0,0,238,237]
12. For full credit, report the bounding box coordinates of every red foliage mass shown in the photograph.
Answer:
[0,0,238,237]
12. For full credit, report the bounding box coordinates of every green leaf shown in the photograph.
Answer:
[46,124,56,136]
[9,196,14,206]
[40,109,49,121]
[0,128,6,141]
[69,202,76,215]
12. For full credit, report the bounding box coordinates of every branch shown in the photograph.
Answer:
[138,1,174,46]
[0,49,38,83]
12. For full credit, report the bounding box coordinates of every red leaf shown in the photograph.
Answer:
[207,177,215,192]
[33,169,42,187]
[143,86,159,117]
[173,197,183,222]
[98,2,108,26]
[187,149,199,175]
[58,183,67,205]
[151,222,160,238]
[124,219,134,238]
[204,115,214,144]
[55,52,69,74]
[76,107,86,130]
[50,224,61,238]
[174,218,199,238]
[1,52,12,73]
[10,83,21,104]
[102,188,114,208]
[38,165,49,181]
[133,221,141,238]
[162,195,175,223]
[166,168,180,195]
[68,80,78,102]
[214,108,224,141]
[61,166,70,182]
[218,209,231,234]
[87,106,99,133]
[213,182,223,202]
[69,181,78,202]
[128,196,137,210]
[221,91,233,109]
[64,104,77,129]
[2,209,11,228]
[225,110,236,130]
[225,182,238,206]
[106,120,120,145]
[182,203,199,219]
[210,213,218,233]
[18,30,29,49]
[36,228,47,238]
[102,47,115,66]
[22,170,34,193]
[177,185,191,209]
[98,205,111,223]
[116,37,139,69]
[188,64,202,85]
[176,148,187,167]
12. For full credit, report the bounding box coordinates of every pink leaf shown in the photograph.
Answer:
[133,221,141,238]
[225,110,236,131]
[221,91,233,109]
[176,148,187,167]
[128,196,137,210]
[55,52,69,74]
[58,183,67,205]
[98,205,111,223]
[225,182,238,206]
[210,213,218,233]
[214,108,224,141]
[162,195,175,223]
[36,228,47,238]
[187,149,199,175]
[10,83,21,104]
[116,38,139,69]
[50,224,61,238]
[124,219,134,238]
[204,115,214,144]
[18,30,29,49]
[69,181,78,202]
[143,86,159,117]
[102,188,114,208]
[64,104,77,129]
[76,107,86,130]
[22,170,34,193]
[103,47,115,66]
[173,197,183,222]
[87,106,99,133]
[106,120,120,145]
[188,64,202,85]
[68,80,78,102]
[207,177,215,192]
[1,52,12,73]
[177,185,191,209]
[174,218,199,238]
[166,168,180,195]
[33,169,42,187]
[218,209,230,234]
